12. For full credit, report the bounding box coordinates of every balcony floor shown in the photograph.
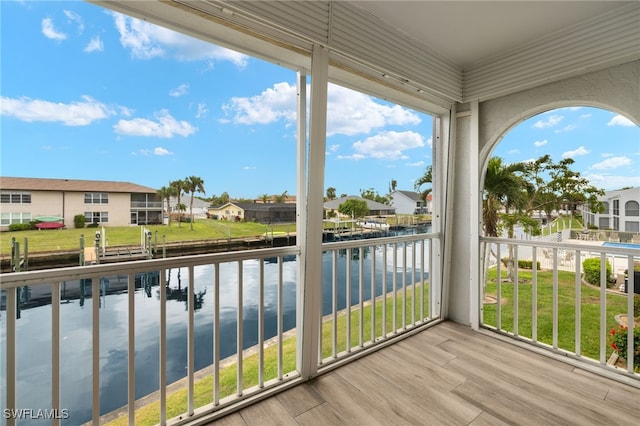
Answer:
[213,321,639,425]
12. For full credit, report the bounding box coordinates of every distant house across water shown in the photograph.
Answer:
[0,176,161,230]
[208,202,296,223]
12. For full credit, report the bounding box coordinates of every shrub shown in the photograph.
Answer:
[8,223,33,232]
[517,260,540,270]
[610,325,640,371]
[74,214,86,229]
[582,257,612,286]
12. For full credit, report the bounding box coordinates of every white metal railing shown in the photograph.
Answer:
[0,232,441,425]
[480,237,639,379]
[1,246,299,426]
[318,232,441,369]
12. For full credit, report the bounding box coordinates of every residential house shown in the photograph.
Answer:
[0,176,161,229]
[209,202,296,223]
[582,187,640,232]
[168,195,210,219]
[389,190,428,214]
[323,195,396,218]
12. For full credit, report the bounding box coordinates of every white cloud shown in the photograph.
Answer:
[337,153,366,161]
[350,130,425,160]
[42,18,67,40]
[590,156,632,170]
[195,103,208,119]
[584,172,640,190]
[221,82,297,125]
[169,83,189,97]
[532,114,563,129]
[580,113,591,119]
[114,110,197,138]
[0,95,112,125]
[154,147,172,156]
[407,161,425,167]
[63,10,83,33]
[242,166,256,170]
[607,114,635,127]
[533,139,548,147]
[555,124,577,133]
[327,84,421,136]
[221,82,422,137]
[84,36,103,53]
[111,12,248,66]
[561,146,590,158]
[328,144,340,152]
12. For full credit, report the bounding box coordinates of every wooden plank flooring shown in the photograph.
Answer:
[209,322,640,425]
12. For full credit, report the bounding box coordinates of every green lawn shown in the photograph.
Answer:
[483,267,630,362]
[0,220,296,256]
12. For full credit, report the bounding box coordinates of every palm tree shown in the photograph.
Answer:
[326,187,336,200]
[259,193,270,204]
[170,179,186,228]
[414,165,432,207]
[156,185,177,227]
[482,157,526,237]
[483,157,527,282]
[184,176,206,231]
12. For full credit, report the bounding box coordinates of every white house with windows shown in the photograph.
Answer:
[389,190,429,214]
[582,187,640,232]
[0,176,162,230]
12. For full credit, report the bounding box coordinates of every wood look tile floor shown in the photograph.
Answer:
[209,322,640,425]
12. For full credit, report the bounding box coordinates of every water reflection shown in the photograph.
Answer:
[1,232,431,424]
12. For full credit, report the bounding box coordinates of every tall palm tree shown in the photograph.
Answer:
[170,179,186,228]
[483,157,528,282]
[184,176,205,231]
[482,157,526,237]
[156,185,177,228]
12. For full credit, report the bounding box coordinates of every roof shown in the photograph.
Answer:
[210,202,296,212]
[170,195,210,209]
[324,196,395,212]
[0,176,157,194]
[391,190,421,202]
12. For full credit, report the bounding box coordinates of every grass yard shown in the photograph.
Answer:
[106,283,430,425]
[482,267,630,362]
[0,220,296,256]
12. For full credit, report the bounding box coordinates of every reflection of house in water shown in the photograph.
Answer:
[0,270,207,316]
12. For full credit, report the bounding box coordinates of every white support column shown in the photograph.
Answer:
[469,100,480,330]
[296,69,308,375]
[298,43,328,380]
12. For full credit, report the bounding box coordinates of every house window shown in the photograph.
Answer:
[601,201,609,214]
[85,211,108,224]
[625,200,639,216]
[612,199,619,216]
[1,212,31,225]
[84,193,109,204]
[1,192,31,204]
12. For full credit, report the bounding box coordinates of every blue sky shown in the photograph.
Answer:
[1,1,638,200]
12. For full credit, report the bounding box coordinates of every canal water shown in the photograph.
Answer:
[0,228,431,424]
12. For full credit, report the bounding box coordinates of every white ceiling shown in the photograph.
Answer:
[351,1,635,68]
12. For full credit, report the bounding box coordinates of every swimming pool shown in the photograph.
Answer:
[603,241,640,250]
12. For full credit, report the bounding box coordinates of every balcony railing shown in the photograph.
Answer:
[480,237,639,378]
[130,201,163,209]
[0,231,440,425]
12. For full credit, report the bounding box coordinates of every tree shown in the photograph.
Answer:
[389,179,397,193]
[157,185,177,227]
[482,157,527,237]
[338,199,369,218]
[259,193,270,203]
[326,187,336,201]
[360,188,388,204]
[184,176,206,231]
[274,190,288,203]
[414,165,432,204]
[170,179,187,228]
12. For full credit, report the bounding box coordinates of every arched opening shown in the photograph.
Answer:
[479,104,639,373]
